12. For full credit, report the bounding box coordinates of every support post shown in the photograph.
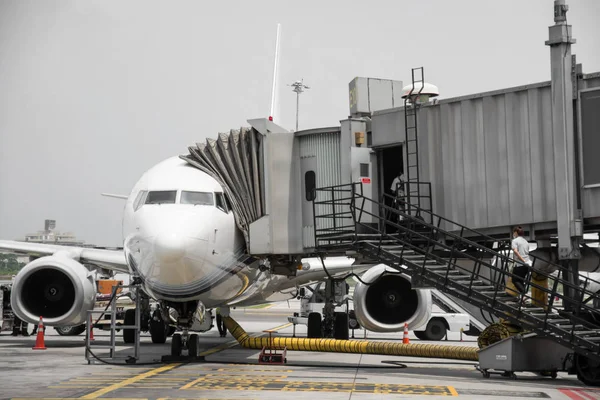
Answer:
[545,0,582,311]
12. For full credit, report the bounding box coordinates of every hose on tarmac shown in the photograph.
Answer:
[223,316,479,362]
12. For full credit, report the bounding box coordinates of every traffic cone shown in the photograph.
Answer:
[32,316,47,350]
[403,323,410,344]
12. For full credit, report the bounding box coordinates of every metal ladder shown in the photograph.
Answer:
[403,67,425,217]
[85,283,142,365]
[313,183,600,362]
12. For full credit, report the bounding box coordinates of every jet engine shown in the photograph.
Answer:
[353,265,432,332]
[10,252,97,326]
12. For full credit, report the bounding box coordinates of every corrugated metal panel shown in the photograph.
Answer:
[579,73,600,220]
[369,74,600,234]
[299,130,342,248]
[375,83,566,232]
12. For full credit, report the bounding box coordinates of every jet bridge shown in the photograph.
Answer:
[180,117,376,275]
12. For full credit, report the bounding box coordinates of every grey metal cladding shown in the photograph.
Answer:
[299,129,342,247]
[581,89,600,186]
[373,81,578,232]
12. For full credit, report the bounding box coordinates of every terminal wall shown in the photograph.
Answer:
[372,74,600,234]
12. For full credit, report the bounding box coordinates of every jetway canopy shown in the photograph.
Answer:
[180,118,375,256]
[181,126,264,245]
[181,118,304,256]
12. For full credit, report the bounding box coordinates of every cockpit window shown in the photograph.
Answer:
[215,192,228,213]
[133,190,148,211]
[145,190,177,205]
[181,191,214,206]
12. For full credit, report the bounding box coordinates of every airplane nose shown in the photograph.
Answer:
[154,232,186,262]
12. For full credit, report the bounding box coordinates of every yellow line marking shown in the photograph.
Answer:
[267,322,293,331]
[180,376,208,390]
[448,386,458,396]
[197,339,240,356]
[79,363,180,399]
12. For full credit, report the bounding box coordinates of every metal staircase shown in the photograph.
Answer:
[312,183,600,363]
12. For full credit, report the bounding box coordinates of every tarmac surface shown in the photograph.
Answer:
[0,300,597,400]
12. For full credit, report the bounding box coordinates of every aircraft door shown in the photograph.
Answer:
[301,156,317,247]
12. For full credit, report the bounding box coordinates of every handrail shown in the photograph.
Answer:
[349,199,600,344]
[312,182,600,345]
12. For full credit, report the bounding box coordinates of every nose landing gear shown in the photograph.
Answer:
[170,328,200,359]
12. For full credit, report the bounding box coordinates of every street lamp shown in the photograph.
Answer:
[289,79,310,131]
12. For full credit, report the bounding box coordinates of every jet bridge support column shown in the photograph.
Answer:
[545,0,582,311]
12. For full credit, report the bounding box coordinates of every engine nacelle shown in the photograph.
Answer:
[354,265,432,332]
[11,253,97,326]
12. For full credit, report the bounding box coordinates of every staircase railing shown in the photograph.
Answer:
[313,182,600,358]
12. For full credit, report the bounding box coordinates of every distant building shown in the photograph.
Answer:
[23,219,86,246]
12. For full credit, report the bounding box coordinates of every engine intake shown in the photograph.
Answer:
[353,265,431,332]
[11,252,97,326]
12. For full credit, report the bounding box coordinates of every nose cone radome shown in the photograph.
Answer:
[154,232,186,262]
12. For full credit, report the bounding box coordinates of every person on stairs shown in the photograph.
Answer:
[511,226,532,302]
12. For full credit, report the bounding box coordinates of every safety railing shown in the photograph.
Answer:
[313,182,600,358]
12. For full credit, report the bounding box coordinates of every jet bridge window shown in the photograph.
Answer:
[145,190,177,205]
[181,191,214,206]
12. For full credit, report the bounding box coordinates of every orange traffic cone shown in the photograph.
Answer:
[403,323,410,344]
[32,316,47,350]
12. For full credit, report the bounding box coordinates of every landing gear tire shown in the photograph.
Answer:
[414,330,427,340]
[334,312,349,340]
[171,334,182,357]
[55,324,86,336]
[149,311,168,344]
[123,309,136,344]
[576,353,600,386]
[307,312,322,338]
[188,334,199,358]
[422,319,446,341]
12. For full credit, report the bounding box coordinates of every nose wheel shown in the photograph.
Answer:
[170,329,201,359]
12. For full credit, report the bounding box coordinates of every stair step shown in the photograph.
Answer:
[554,324,585,330]
[473,285,496,291]
[455,280,484,285]
[479,291,512,297]
[583,337,600,342]
[573,330,600,336]
[546,319,571,324]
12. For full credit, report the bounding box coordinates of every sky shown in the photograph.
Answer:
[0,0,599,247]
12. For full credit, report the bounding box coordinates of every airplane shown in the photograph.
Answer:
[1,155,437,356]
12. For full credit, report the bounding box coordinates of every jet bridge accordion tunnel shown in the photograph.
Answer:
[223,316,479,362]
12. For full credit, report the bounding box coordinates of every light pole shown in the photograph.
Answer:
[289,79,310,131]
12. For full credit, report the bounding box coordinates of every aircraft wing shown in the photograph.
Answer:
[0,240,128,273]
[293,257,379,287]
